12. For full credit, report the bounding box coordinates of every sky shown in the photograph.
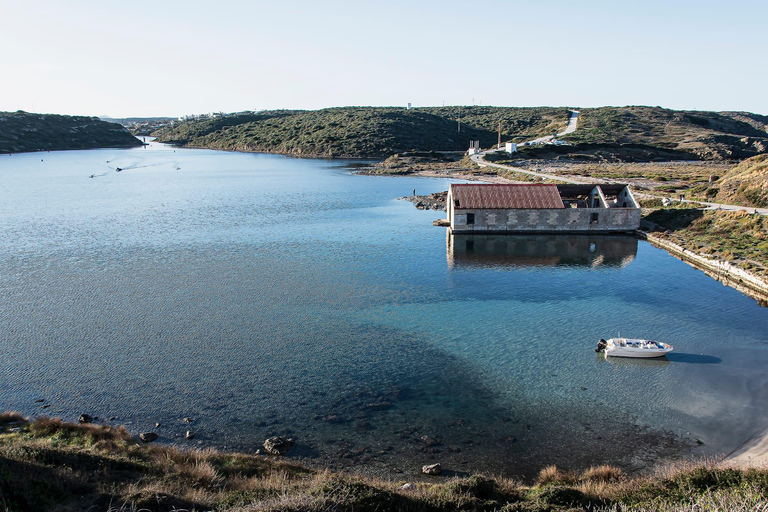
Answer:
[1,0,767,117]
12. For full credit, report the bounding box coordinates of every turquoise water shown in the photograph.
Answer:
[1,142,768,478]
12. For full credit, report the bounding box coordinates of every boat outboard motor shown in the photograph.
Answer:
[596,339,607,353]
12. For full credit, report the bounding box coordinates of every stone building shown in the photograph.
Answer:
[446,183,640,234]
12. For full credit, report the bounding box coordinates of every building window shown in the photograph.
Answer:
[591,213,599,224]
[466,213,475,225]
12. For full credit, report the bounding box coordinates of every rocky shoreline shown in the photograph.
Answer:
[401,191,447,211]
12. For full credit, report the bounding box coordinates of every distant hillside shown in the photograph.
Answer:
[0,111,143,153]
[100,116,175,127]
[152,107,570,158]
[152,106,768,161]
[714,154,768,208]
[563,107,768,160]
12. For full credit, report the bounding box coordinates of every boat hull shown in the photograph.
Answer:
[603,338,673,358]
[604,347,671,358]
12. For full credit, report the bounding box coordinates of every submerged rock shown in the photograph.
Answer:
[263,436,295,455]
[422,463,441,475]
[139,432,159,443]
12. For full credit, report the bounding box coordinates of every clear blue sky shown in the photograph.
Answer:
[2,0,766,117]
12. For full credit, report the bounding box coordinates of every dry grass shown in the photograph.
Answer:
[2,414,768,511]
[0,411,27,426]
[580,465,626,483]
[28,415,135,450]
[535,465,578,486]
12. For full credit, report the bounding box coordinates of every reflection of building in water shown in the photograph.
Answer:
[447,184,640,234]
[447,233,638,269]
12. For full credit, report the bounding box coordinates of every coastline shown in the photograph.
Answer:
[636,229,768,305]
[727,428,768,467]
[368,165,768,307]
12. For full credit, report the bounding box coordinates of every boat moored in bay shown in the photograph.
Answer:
[596,338,673,358]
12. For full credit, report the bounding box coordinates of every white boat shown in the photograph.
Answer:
[596,338,673,358]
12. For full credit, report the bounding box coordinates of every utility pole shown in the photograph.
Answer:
[498,121,502,149]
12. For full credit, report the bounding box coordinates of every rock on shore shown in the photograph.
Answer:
[402,191,447,211]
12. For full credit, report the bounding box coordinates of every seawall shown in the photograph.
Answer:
[637,230,768,305]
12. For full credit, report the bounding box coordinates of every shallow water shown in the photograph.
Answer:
[1,142,768,478]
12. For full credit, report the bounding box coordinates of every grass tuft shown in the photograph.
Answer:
[0,411,27,426]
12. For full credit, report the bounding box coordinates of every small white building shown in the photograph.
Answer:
[505,142,517,153]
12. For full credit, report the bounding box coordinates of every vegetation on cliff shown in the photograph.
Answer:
[713,154,768,208]
[0,111,143,153]
[563,106,768,161]
[645,208,768,280]
[152,107,571,158]
[2,413,767,511]
[152,106,768,161]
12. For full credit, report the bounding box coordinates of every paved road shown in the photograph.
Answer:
[527,110,579,144]
[687,199,768,215]
[470,110,584,184]
[468,152,584,184]
[560,110,579,135]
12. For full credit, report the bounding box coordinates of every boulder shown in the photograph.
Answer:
[78,414,93,424]
[422,463,441,475]
[139,432,159,443]
[185,431,196,440]
[263,436,295,455]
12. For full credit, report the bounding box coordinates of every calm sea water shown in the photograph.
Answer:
[2,142,768,478]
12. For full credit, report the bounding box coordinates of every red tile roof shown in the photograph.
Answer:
[451,184,565,209]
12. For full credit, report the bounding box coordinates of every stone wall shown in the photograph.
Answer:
[639,231,768,303]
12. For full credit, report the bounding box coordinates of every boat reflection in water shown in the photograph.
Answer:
[447,234,638,269]
[597,353,671,368]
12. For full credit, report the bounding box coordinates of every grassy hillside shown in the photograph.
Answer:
[564,106,768,160]
[152,107,571,158]
[713,154,768,208]
[152,106,768,161]
[2,412,767,512]
[645,208,768,280]
[0,111,143,153]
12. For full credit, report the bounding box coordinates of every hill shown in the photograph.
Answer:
[100,116,175,126]
[713,154,768,208]
[0,111,143,153]
[563,106,768,160]
[152,106,768,161]
[152,107,571,158]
